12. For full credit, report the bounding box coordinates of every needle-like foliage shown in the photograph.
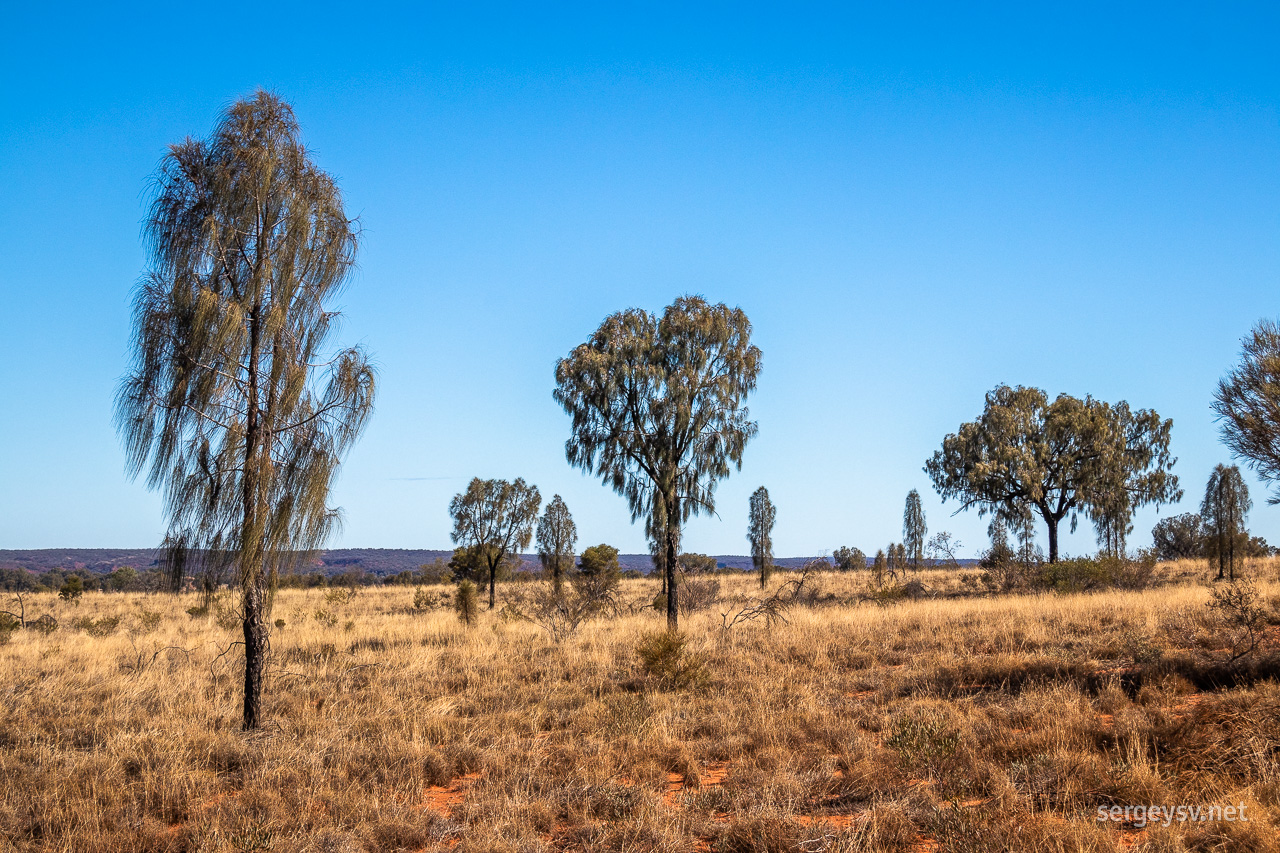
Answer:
[554,296,762,629]
[747,486,776,588]
[1214,320,1280,503]
[449,478,541,610]
[114,92,376,729]
[536,495,577,595]
[902,490,927,572]
[1201,464,1251,581]
[925,385,1179,563]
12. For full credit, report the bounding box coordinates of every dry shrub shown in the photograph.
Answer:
[680,577,721,613]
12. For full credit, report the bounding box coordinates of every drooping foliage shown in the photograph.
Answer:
[1201,465,1251,581]
[115,91,375,729]
[553,296,762,629]
[902,490,927,571]
[536,495,577,595]
[1215,320,1280,504]
[449,477,541,609]
[925,385,1180,563]
[748,486,777,588]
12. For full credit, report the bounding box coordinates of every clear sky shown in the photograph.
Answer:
[1,3,1277,559]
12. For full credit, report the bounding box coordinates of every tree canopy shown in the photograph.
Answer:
[536,495,577,594]
[553,295,761,628]
[1215,320,1280,503]
[925,385,1180,563]
[747,486,776,588]
[1150,513,1205,561]
[449,477,541,609]
[1201,464,1251,581]
[902,490,927,571]
[114,92,375,729]
[833,546,866,572]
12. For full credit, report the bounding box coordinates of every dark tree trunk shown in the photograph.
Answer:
[488,560,497,609]
[241,306,265,731]
[242,581,266,729]
[665,496,679,631]
[1046,515,1060,564]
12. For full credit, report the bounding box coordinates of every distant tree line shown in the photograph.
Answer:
[0,566,169,593]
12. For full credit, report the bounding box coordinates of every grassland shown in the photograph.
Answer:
[3,562,1280,852]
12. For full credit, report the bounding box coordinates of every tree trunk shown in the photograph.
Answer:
[242,581,266,729]
[488,559,497,610]
[1045,516,1060,564]
[665,496,679,631]
[241,305,265,731]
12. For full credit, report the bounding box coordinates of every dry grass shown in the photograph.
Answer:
[4,561,1280,852]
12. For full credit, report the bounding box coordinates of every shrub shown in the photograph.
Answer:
[135,609,162,634]
[324,588,352,606]
[636,631,706,689]
[413,587,435,611]
[313,609,338,628]
[454,580,479,627]
[30,614,57,635]
[214,602,241,631]
[58,576,84,604]
[72,615,121,638]
[678,578,721,614]
[1033,554,1155,593]
[274,618,286,629]
[0,613,19,645]
[885,711,960,777]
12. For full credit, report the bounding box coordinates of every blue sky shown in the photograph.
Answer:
[1,3,1277,558]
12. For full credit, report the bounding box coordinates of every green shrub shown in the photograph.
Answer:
[72,615,121,638]
[1033,554,1155,592]
[135,609,162,634]
[313,608,338,628]
[454,580,479,628]
[323,588,352,606]
[214,603,241,631]
[30,614,57,635]
[0,613,19,645]
[413,587,435,611]
[58,576,84,604]
[635,631,706,689]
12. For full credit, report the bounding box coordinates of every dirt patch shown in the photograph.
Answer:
[422,772,480,818]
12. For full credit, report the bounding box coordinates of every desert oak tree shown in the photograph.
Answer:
[1215,320,1280,503]
[748,486,776,588]
[536,495,577,595]
[1201,464,1251,581]
[115,92,376,729]
[554,296,762,629]
[902,490,927,571]
[450,478,541,609]
[925,385,1179,563]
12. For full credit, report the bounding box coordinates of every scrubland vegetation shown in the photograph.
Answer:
[5,561,1280,852]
